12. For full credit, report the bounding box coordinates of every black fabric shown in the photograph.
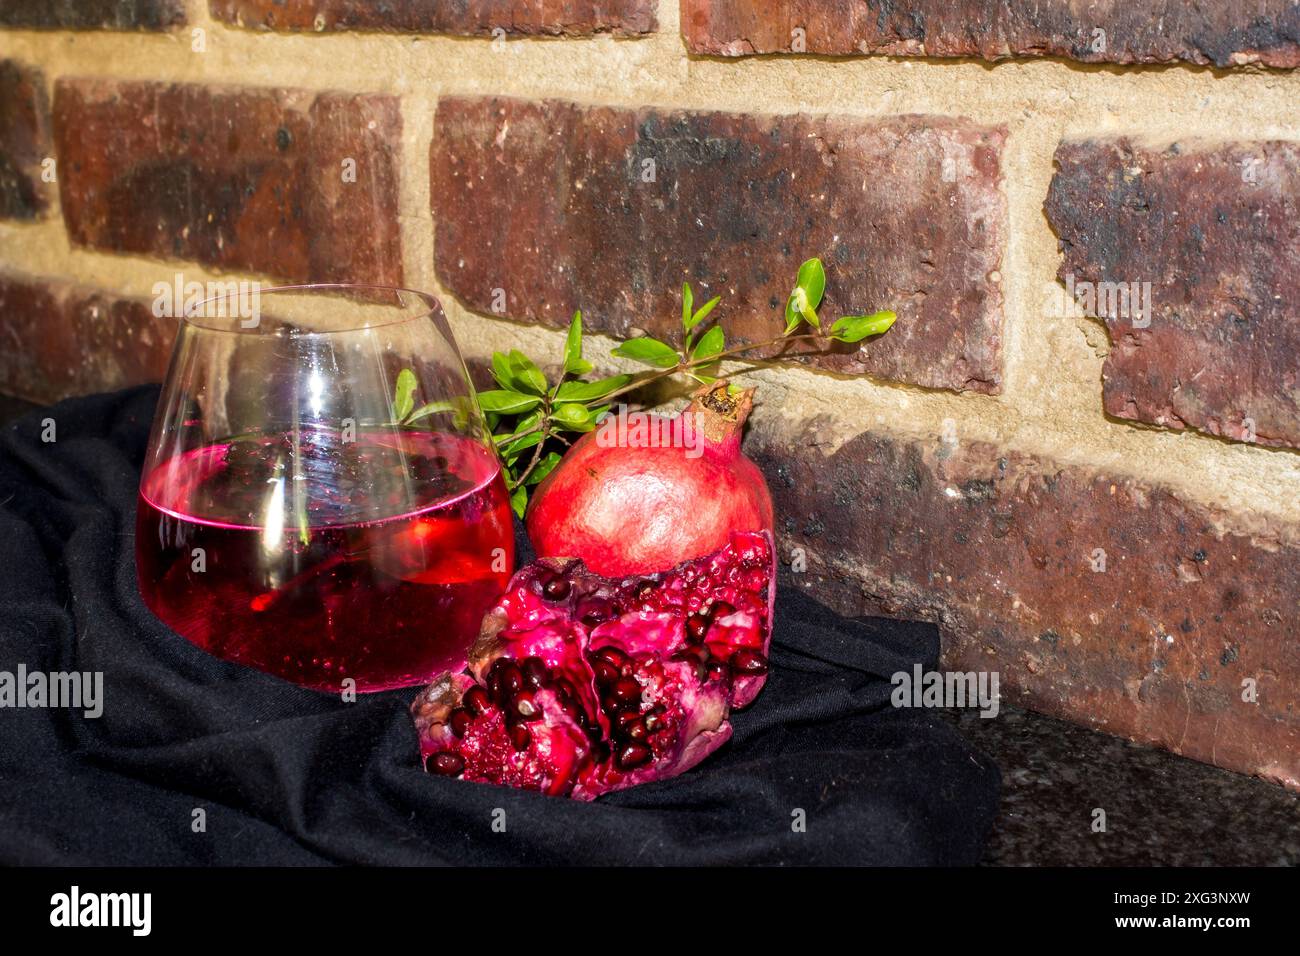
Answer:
[0,387,1000,865]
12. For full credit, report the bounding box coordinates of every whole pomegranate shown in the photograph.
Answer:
[412,531,774,799]
[526,381,774,576]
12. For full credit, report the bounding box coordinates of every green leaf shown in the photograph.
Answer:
[785,287,821,331]
[404,400,453,424]
[494,412,541,454]
[783,300,803,334]
[525,451,563,486]
[510,485,528,519]
[681,282,694,329]
[563,312,586,375]
[477,389,542,414]
[612,336,680,368]
[687,295,721,330]
[690,325,725,362]
[499,410,542,443]
[501,430,543,459]
[829,310,897,343]
[509,350,548,396]
[554,374,632,403]
[552,403,595,432]
[491,351,519,391]
[393,368,417,421]
[784,258,826,332]
[796,258,826,311]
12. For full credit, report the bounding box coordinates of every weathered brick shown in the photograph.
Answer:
[0,60,51,220]
[748,421,1300,788]
[54,80,403,286]
[682,0,1300,68]
[0,1,185,30]
[0,275,174,403]
[433,97,1006,394]
[210,0,656,35]
[1046,139,1300,450]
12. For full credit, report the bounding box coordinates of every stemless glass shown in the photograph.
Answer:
[136,285,514,692]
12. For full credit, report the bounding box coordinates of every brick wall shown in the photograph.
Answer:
[0,2,1296,787]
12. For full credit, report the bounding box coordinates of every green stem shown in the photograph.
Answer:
[593,331,826,406]
[495,422,543,445]
[508,394,553,489]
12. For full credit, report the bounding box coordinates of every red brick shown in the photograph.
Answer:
[0,60,51,220]
[1046,139,1300,450]
[748,422,1300,788]
[210,0,656,35]
[0,1,185,30]
[54,80,403,286]
[432,97,1007,394]
[682,0,1300,68]
[0,275,174,403]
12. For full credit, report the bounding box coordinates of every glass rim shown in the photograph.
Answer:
[180,282,442,337]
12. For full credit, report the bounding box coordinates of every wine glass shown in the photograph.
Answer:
[136,284,514,693]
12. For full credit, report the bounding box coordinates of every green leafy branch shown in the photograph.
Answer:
[399,258,896,517]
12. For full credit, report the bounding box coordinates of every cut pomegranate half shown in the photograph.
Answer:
[411,530,775,799]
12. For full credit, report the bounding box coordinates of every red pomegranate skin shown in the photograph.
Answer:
[527,382,774,576]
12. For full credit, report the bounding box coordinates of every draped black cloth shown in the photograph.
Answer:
[0,387,999,865]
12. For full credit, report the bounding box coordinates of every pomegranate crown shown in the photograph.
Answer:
[686,380,755,449]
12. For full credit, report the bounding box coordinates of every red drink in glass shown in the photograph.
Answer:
[136,429,513,692]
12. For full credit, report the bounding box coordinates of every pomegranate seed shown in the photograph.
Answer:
[709,601,735,621]
[593,646,628,667]
[522,657,548,689]
[592,658,619,686]
[463,686,492,717]
[615,741,652,770]
[427,752,465,776]
[543,577,571,600]
[611,677,641,704]
[495,660,523,700]
[730,650,768,675]
[449,707,472,737]
[671,646,708,666]
[686,613,710,642]
[580,613,603,628]
[508,721,532,752]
